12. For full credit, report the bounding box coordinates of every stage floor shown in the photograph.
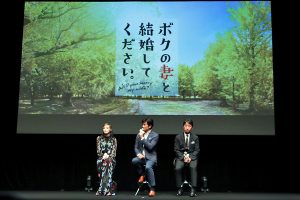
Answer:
[1,191,300,200]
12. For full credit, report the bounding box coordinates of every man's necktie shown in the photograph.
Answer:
[185,135,189,148]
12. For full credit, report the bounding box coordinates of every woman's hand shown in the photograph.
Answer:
[102,153,109,160]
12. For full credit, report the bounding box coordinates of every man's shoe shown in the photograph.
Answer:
[177,188,183,196]
[148,190,156,197]
[138,175,144,183]
[190,188,196,197]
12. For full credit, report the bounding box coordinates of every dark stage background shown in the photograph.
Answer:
[1,0,299,194]
[1,134,300,193]
[0,134,300,192]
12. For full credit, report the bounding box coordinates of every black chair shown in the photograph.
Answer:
[135,165,151,196]
[174,159,193,194]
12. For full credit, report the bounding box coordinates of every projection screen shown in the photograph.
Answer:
[17,1,274,135]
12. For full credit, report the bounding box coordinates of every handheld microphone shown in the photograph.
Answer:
[184,151,189,157]
[184,151,189,162]
[139,129,145,137]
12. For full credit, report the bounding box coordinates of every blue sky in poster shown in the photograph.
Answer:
[89,1,239,66]
[157,1,237,66]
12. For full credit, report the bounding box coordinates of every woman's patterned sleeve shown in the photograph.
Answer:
[96,136,103,157]
[110,137,117,159]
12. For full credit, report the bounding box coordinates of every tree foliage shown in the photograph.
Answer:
[180,1,273,113]
[20,2,115,106]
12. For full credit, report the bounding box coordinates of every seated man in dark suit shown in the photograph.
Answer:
[132,118,159,197]
[174,119,200,197]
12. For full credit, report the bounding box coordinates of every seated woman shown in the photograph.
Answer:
[96,122,117,196]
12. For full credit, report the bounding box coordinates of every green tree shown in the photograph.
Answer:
[178,65,194,99]
[20,2,115,106]
[228,1,272,112]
